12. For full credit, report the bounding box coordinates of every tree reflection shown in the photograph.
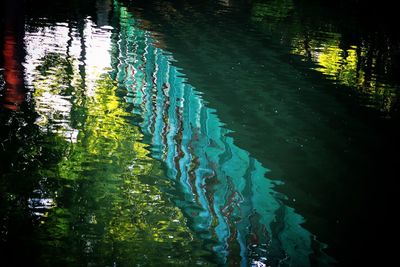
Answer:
[0,95,65,265]
[251,0,294,23]
[2,4,212,265]
[250,0,399,116]
[291,35,398,114]
[34,74,209,266]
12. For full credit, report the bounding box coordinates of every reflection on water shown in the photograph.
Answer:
[1,0,25,110]
[250,0,399,116]
[1,0,399,266]
[25,19,113,141]
[0,0,333,265]
[251,0,294,23]
[291,36,397,114]
[114,4,332,266]
[1,1,211,265]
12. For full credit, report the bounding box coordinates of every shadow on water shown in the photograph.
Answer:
[1,0,399,266]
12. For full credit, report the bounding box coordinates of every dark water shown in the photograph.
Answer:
[1,0,399,266]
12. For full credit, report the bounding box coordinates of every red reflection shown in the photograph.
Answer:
[1,0,25,111]
[2,35,24,110]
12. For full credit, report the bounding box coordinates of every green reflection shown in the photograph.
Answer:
[251,0,294,23]
[33,72,210,265]
[249,0,398,115]
[291,36,397,113]
[1,13,213,266]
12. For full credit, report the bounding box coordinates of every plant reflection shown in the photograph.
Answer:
[2,3,212,266]
[291,36,397,114]
[251,0,399,116]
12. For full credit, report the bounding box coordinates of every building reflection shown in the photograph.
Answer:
[114,4,333,266]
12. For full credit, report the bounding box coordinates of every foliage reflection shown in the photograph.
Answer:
[251,0,399,116]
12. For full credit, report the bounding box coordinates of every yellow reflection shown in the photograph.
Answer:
[26,16,203,260]
[83,75,191,245]
[291,35,397,114]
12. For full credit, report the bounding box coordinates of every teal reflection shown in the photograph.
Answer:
[114,4,334,267]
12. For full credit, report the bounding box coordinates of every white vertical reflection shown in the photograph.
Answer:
[83,18,113,97]
[23,18,113,142]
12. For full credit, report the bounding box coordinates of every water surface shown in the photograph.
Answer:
[1,0,399,266]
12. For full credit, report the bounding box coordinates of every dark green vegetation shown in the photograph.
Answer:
[1,0,399,266]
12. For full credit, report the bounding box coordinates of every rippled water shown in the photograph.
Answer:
[1,0,399,266]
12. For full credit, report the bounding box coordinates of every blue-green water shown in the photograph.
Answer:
[1,0,399,266]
